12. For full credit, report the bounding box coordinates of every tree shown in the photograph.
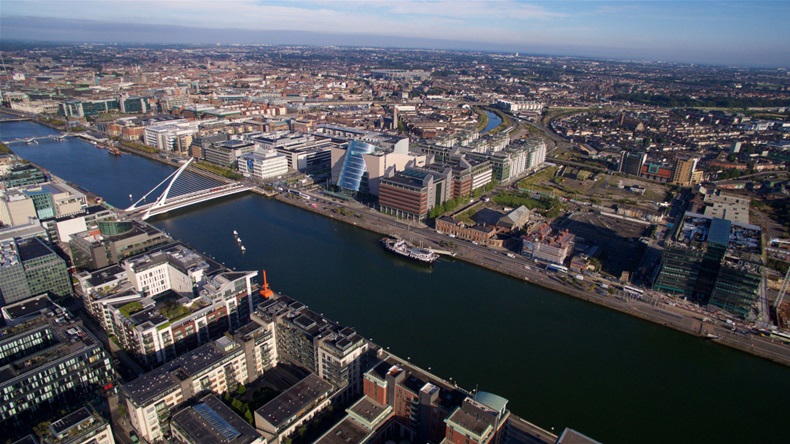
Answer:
[232,399,243,412]
[236,384,247,396]
[244,410,254,425]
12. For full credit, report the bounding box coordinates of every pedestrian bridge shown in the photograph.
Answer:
[125,157,251,220]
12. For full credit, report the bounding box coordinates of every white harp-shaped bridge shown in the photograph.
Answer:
[125,157,251,220]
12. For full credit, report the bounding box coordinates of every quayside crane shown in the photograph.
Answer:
[260,270,274,299]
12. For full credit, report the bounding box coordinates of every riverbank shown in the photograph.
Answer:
[274,191,790,368]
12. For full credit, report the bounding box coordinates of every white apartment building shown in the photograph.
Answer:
[144,120,200,152]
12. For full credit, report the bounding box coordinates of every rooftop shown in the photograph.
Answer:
[122,338,241,406]
[314,416,370,444]
[0,307,99,384]
[171,394,262,444]
[49,407,96,438]
[675,212,762,257]
[2,294,55,322]
[556,428,602,444]
[346,396,391,427]
[16,236,56,261]
[445,405,492,439]
[255,373,334,429]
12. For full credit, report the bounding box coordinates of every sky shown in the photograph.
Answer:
[1,0,789,67]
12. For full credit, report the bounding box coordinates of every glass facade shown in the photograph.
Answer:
[338,140,378,193]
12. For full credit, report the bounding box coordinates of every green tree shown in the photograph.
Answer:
[236,384,247,396]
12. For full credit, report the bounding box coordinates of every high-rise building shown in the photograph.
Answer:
[0,189,38,227]
[251,295,370,404]
[16,236,72,298]
[672,157,701,186]
[0,300,114,428]
[362,356,510,444]
[0,164,47,189]
[328,130,425,197]
[619,151,647,176]
[0,237,71,306]
[69,220,170,270]
[653,212,763,317]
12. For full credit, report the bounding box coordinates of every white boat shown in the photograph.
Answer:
[381,237,439,264]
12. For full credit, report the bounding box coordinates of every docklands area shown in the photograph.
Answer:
[0,42,789,444]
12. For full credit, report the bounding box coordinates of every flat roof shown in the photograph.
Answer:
[315,416,370,444]
[172,394,261,444]
[16,237,55,261]
[0,309,99,384]
[446,406,492,439]
[708,218,731,246]
[347,396,390,426]
[2,294,54,321]
[557,428,602,444]
[255,374,334,429]
[85,264,126,287]
[49,407,93,436]
[123,339,240,405]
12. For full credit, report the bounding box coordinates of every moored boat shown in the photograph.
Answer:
[381,237,439,264]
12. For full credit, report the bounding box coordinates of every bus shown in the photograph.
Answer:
[546,264,569,273]
[623,285,645,297]
[288,189,310,200]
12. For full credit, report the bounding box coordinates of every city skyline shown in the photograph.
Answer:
[2,0,789,67]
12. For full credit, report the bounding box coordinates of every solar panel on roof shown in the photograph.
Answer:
[193,403,240,441]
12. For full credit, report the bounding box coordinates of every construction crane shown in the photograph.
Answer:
[260,270,274,299]
[774,267,790,309]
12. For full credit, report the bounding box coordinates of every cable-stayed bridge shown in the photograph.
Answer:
[125,157,251,220]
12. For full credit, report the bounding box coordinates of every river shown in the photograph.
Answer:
[2,119,789,444]
[482,110,502,133]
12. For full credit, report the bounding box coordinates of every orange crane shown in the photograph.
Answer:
[260,270,274,299]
